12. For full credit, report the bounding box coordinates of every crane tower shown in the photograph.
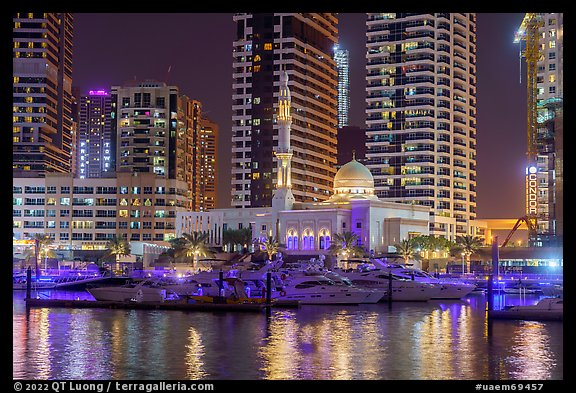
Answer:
[513,13,544,246]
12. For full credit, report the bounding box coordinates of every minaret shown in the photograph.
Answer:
[272,70,295,227]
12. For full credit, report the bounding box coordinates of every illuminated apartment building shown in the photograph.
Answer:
[334,46,350,128]
[78,90,114,178]
[534,13,563,245]
[197,116,219,211]
[231,13,338,208]
[13,13,74,176]
[365,13,478,238]
[12,172,188,248]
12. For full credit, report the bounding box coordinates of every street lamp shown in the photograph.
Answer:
[461,252,465,275]
[341,249,349,269]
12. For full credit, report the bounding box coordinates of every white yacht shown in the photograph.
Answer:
[334,268,439,302]
[372,261,476,299]
[87,280,179,303]
[276,274,374,305]
[323,271,386,303]
[489,297,563,321]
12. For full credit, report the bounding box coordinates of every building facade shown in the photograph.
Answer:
[111,81,180,178]
[534,13,563,246]
[78,90,114,178]
[197,116,219,211]
[334,46,350,128]
[13,12,74,175]
[13,172,188,250]
[365,13,478,237]
[231,13,339,208]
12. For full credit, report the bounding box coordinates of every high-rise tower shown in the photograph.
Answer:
[334,46,350,128]
[231,13,338,208]
[13,13,74,176]
[365,13,477,237]
[78,90,113,178]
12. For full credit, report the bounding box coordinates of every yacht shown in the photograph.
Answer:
[372,261,476,299]
[272,260,387,303]
[334,267,439,302]
[87,280,179,303]
[13,274,57,290]
[489,297,563,321]
[277,274,374,305]
[323,271,387,303]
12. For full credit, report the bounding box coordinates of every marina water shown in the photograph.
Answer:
[13,290,562,380]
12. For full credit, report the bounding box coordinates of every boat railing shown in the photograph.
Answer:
[53,271,110,284]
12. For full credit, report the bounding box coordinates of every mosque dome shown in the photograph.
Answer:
[332,158,376,200]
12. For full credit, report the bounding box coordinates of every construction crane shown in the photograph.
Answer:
[513,13,544,246]
[500,215,537,248]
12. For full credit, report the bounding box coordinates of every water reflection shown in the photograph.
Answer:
[506,321,559,380]
[12,292,562,380]
[185,327,206,379]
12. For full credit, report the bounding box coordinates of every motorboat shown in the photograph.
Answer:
[334,267,439,302]
[323,271,386,303]
[501,281,543,294]
[270,260,387,303]
[372,261,477,299]
[540,284,563,297]
[489,297,563,321]
[87,280,179,303]
[13,274,57,290]
[276,274,374,305]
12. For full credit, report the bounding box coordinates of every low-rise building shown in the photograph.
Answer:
[13,171,188,252]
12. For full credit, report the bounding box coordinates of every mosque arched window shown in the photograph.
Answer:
[319,229,331,250]
[286,229,298,250]
[302,229,314,250]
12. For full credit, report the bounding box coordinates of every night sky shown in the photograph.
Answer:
[73,13,527,219]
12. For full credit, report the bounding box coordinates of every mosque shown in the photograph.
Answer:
[176,71,466,260]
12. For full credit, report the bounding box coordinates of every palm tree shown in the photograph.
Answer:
[222,228,253,253]
[172,231,215,272]
[328,231,365,267]
[394,238,421,266]
[102,236,131,271]
[30,233,52,279]
[454,235,484,273]
[255,236,281,261]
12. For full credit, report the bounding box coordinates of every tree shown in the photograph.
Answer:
[328,231,366,267]
[453,235,484,273]
[102,236,131,271]
[222,228,253,253]
[412,235,454,271]
[171,231,215,272]
[255,236,281,261]
[394,238,421,266]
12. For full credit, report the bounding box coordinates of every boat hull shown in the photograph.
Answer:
[489,310,563,321]
[87,287,168,303]
[431,283,476,299]
[277,291,368,305]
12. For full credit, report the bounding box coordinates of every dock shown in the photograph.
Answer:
[25,298,268,312]
[488,309,563,321]
[24,298,300,312]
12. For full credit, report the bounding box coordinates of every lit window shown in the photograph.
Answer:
[264,43,272,50]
